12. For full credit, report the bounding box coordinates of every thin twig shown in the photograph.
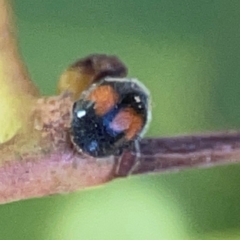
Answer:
[1,121,240,204]
[117,131,240,176]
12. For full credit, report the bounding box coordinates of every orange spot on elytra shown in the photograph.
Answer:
[87,85,118,116]
[110,108,143,140]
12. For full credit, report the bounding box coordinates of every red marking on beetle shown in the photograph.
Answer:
[110,108,144,140]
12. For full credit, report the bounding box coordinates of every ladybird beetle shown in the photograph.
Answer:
[71,77,151,158]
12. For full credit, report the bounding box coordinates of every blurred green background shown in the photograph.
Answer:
[1,0,240,239]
